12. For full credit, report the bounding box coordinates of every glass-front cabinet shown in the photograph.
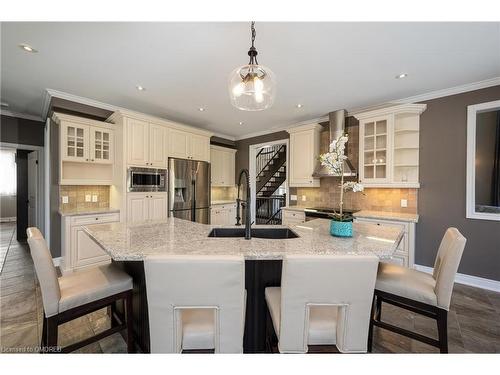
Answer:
[61,122,113,164]
[90,127,113,164]
[355,104,427,188]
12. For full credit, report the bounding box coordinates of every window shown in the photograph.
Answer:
[0,149,17,196]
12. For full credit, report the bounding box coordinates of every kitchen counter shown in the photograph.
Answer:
[354,210,419,223]
[83,217,404,261]
[59,207,120,217]
[211,200,237,205]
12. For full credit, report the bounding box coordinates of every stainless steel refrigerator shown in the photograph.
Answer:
[168,157,211,224]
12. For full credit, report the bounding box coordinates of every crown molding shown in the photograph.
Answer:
[353,103,427,120]
[0,109,43,122]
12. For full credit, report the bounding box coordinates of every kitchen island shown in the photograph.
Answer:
[84,218,404,352]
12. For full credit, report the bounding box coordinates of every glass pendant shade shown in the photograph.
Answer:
[228,63,276,111]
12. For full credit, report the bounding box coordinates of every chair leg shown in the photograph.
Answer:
[367,295,376,353]
[46,316,59,353]
[125,291,134,353]
[375,295,382,321]
[436,309,448,354]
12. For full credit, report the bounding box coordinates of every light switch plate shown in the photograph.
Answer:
[92,195,98,202]
[85,194,91,202]
[401,199,408,208]
[302,195,307,202]
[290,195,297,201]
[62,196,69,204]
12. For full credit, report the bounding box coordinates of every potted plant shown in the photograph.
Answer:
[318,134,364,237]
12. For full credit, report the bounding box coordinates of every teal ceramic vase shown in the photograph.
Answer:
[330,219,353,237]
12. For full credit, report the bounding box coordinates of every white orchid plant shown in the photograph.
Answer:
[319,134,364,221]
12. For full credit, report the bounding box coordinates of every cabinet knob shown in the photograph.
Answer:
[86,158,89,161]
[95,217,99,220]
[91,159,94,162]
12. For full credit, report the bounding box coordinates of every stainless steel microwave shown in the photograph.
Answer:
[127,167,167,192]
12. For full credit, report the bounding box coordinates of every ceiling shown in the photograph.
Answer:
[1,22,500,139]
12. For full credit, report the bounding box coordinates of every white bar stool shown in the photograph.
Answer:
[27,227,134,353]
[265,254,379,353]
[368,227,467,353]
[144,254,246,353]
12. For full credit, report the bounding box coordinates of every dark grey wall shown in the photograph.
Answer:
[417,85,500,281]
[235,131,289,184]
[0,115,45,146]
[210,136,236,149]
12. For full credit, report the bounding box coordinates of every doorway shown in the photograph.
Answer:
[249,139,289,224]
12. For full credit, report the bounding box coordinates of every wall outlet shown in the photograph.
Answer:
[401,199,408,208]
[302,195,307,202]
[62,196,69,204]
[290,195,297,201]
[92,195,98,202]
[85,194,91,202]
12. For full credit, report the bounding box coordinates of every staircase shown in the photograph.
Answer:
[255,144,287,224]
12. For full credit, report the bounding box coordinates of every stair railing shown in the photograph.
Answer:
[256,144,285,179]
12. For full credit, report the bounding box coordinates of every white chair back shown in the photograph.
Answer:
[26,227,61,317]
[432,227,467,310]
[144,254,245,353]
[279,254,379,353]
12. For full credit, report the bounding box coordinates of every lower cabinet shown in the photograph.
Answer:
[61,212,119,273]
[210,203,237,225]
[127,192,168,223]
[354,217,415,268]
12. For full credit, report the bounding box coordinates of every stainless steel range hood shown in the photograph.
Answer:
[312,109,357,178]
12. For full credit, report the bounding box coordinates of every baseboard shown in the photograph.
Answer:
[0,217,16,223]
[414,264,500,293]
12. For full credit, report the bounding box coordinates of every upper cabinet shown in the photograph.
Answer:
[287,123,322,187]
[210,145,236,186]
[354,104,426,188]
[54,113,115,185]
[169,128,210,162]
[126,118,167,168]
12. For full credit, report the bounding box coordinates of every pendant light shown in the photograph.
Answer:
[228,22,276,111]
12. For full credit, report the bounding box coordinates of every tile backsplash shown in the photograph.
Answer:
[211,186,237,202]
[59,185,110,211]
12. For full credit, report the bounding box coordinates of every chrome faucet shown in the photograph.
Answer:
[235,169,252,240]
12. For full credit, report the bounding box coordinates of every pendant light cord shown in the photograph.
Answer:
[248,21,259,65]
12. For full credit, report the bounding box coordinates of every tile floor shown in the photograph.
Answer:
[1,222,499,353]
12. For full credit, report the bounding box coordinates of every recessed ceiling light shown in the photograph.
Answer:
[239,121,244,125]
[296,104,303,108]
[395,73,408,79]
[136,85,145,91]
[19,43,38,53]
[198,107,205,112]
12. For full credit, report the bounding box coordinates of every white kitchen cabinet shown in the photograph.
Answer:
[90,126,113,164]
[354,216,416,268]
[190,133,211,162]
[210,146,236,186]
[61,212,119,273]
[287,124,322,187]
[169,128,210,162]
[210,203,237,225]
[127,118,168,167]
[355,104,426,188]
[61,122,89,162]
[127,192,168,223]
[282,209,306,226]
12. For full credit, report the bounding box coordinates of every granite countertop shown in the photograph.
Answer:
[211,200,237,205]
[83,217,404,261]
[354,210,419,223]
[59,207,120,217]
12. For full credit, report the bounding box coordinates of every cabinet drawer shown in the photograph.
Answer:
[283,210,305,220]
[70,212,120,226]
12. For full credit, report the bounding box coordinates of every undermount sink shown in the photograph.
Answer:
[208,227,299,239]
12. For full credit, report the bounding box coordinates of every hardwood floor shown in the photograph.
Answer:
[1,221,499,353]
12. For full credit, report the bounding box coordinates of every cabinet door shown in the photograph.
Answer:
[226,205,236,225]
[148,193,168,220]
[62,122,89,162]
[127,118,149,166]
[127,194,149,223]
[149,123,167,167]
[72,226,110,268]
[169,129,190,159]
[210,148,222,185]
[289,130,317,186]
[90,126,113,164]
[190,134,210,161]
[222,150,235,186]
[360,116,391,184]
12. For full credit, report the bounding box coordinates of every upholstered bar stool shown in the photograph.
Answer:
[27,227,134,353]
[368,227,466,353]
[265,255,379,353]
[144,254,246,353]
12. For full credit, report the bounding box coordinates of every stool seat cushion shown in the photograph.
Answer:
[265,287,338,346]
[181,309,216,350]
[59,264,132,313]
[376,263,437,306]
